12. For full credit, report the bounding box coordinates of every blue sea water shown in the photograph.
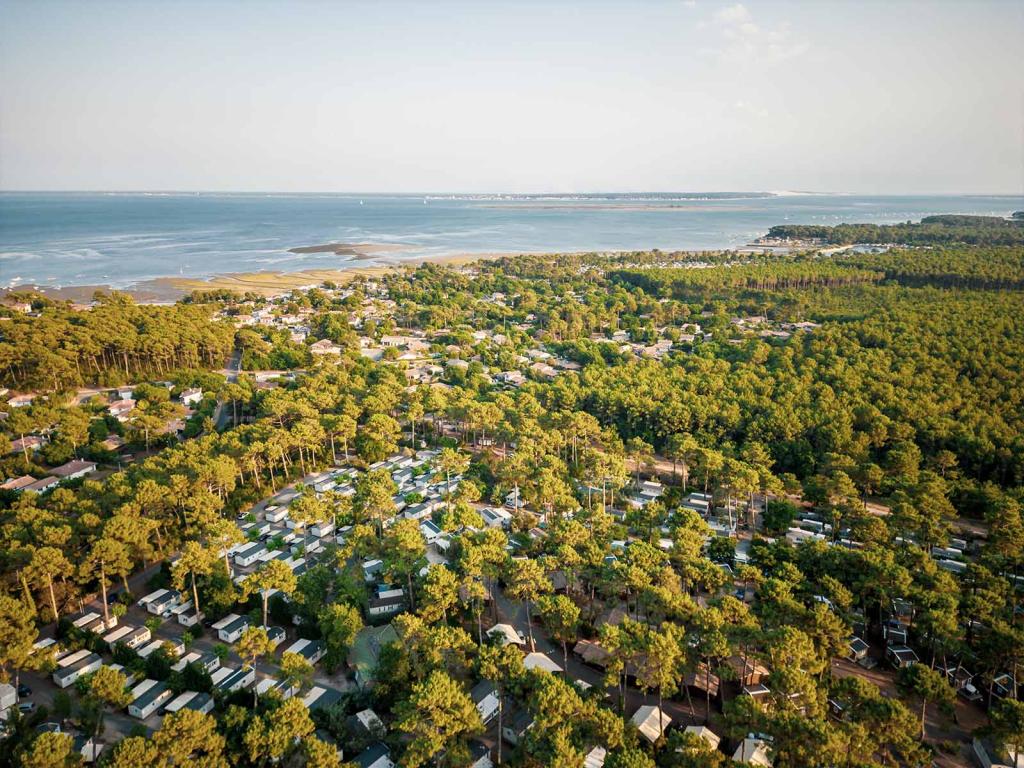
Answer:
[0,192,1021,289]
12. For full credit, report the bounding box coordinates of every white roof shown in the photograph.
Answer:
[631,705,671,743]
[733,738,773,766]
[523,652,563,674]
[684,725,721,750]
[486,623,525,645]
[584,746,607,768]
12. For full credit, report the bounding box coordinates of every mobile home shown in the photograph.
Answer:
[52,653,102,688]
[128,680,172,719]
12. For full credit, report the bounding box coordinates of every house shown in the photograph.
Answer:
[10,435,47,455]
[283,638,326,665]
[350,623,399,688]
[213,667,255,694]
[481,507,513,529]
[354,742,395,768]
[23,476,59,494]
[972,736,1023,768]
[301,685,345,712]
[52,653,102,688]
[886,645,919,669]
[310,339,342,355]
[234,543,266,568]
[368,589,406,618]
[164,691,214,715]
[48,459,97,481]
[486,623,525,647]
[265,626,286,649]
[108,400,136,421]
[419,520,442,544]
[180,388,203,406]
[72,734,105,764]
[349,707,387,739]
[470,680,500,724]
[847,636,870,663]
[523,652,563,674]
[147,590,181,615]
[683,725,721,751]
[0,683,17,714]
[215,614,250,643]
[631,705,671,744]
[733,738,773,766]
[468,741,494,768]
[264,505,288,523]
[0,475,37,491]
[256,677,297,700]
[362,559,385,583]
[7,394,36,408]
[502,709,534,745]
[128,680,173,719]
[583,747,607,768]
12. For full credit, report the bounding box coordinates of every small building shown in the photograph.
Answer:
[631,705,671,744]
[733,738,773,766]
[264,506,288,523]
[847,636,870,663]
[48,460,98,481]
[368,591,406,619]
[283,638,326,665]
[52,653,102,688]
[471,680,500,724]
[180,388,203,406]
[683,725,721,751]
[163,691,213,715]
[301,685,344,711]
[354,742,395,768]
[214,667,255,693]
[887,645,919,669]
[148,590,181,615]
[502,709,534,746]
[128,680,173,719]
[583,747,607,768]
[234,543,266,568]
[419,520,442,545]
[349,624,399,689]
[486,624,525,647]
[217,614,250,644]
[468,741,493,768]
[523,652,563,674]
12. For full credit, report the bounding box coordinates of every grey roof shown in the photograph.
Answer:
[356,742,391,768]
[470,680,497,704]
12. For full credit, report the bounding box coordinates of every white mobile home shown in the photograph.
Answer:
[163,690,213,715]
[56,649,92,669]
[148,590,181,615]
[217,614,250,643]
[234,543,265,568]
[264,506,288,523]
[128,680,172,719]
[137,589,169,610]
[214,666,255,693]
[52,653,102,688]
[72,612,101,630]
[121,626,152,649]
[102,625,134,645]
[283,638,326,665]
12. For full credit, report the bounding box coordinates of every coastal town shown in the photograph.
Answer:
[0,231,1023,768]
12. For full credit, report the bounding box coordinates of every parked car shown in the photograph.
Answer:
[18,702,36,713]
[17,684,31,697]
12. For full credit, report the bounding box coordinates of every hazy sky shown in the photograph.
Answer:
[1,0,1021,193]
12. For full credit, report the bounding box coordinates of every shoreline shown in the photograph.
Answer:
[1,250,538,304]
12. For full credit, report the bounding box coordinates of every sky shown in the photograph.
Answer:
[1,0,1021,194]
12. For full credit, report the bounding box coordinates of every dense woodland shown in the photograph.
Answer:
[767,214,1024,246]
[0,232,1023,768]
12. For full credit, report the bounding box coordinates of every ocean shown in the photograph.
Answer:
[1,192,1021,290]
